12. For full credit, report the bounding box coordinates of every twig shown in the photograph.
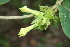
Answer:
[0,14,33,19]
[53,0,64,9]
[53,0,64,13]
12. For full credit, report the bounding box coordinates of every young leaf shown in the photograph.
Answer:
[18,24,36,37]
[19,6,56,37]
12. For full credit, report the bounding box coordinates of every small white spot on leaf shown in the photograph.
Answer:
[65,16,66,17]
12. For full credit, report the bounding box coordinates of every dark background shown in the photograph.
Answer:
[0,0,70,47]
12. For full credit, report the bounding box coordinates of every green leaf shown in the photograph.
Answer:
[0,0,10,5]
[57,0,70,38]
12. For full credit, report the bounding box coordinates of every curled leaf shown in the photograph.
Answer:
[19,6,44,17]
[18,24,36,37]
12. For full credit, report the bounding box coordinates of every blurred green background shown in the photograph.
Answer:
[0,0,70,47]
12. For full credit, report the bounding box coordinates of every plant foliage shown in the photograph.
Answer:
[57,0,70,38]
[0,0,10,5]
[18,6,58,37]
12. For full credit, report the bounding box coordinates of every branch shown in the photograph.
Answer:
[0,14,33,19]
